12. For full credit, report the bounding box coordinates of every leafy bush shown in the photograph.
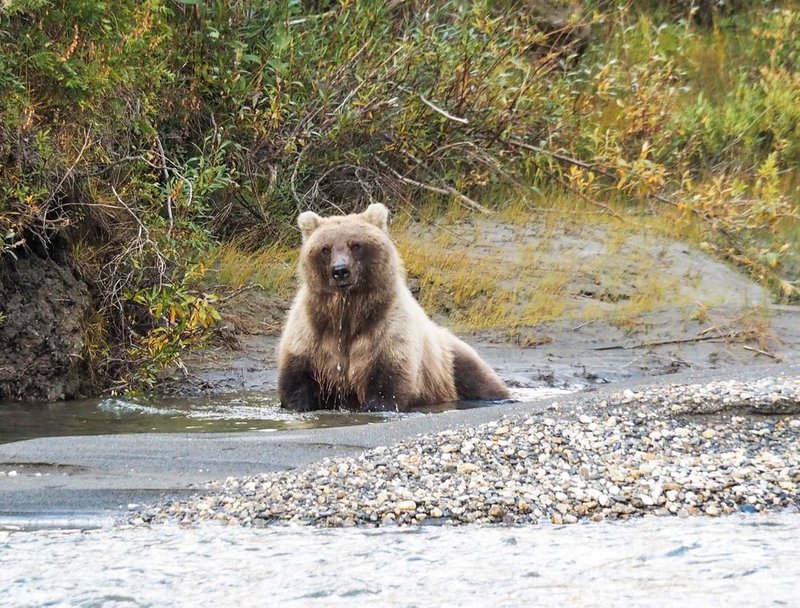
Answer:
[1,0,586,390]
[547,2,799,296]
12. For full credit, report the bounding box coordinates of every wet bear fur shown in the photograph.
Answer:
[277,203,510,412]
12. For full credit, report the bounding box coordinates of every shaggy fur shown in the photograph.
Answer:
[278,203,510,412]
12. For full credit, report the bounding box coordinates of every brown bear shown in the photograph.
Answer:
[277,203,510,412]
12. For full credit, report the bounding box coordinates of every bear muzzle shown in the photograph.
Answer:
[331,263,354,288]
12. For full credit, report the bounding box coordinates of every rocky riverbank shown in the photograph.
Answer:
[134,375,800,528]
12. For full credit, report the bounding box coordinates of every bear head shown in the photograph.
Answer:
[297,203,399,294]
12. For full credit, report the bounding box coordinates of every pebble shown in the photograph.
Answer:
[135,375,800,528]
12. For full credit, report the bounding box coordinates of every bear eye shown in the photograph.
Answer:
[320,246,331,256]
[350,243,362,252]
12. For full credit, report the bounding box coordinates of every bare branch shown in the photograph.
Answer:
[396,84,469,125]
[110,185,168,285]
[505,136,676,207]
[418,93,469,124]
[374,157,491,215]
[287,10,335,26]
[154,133,174,231]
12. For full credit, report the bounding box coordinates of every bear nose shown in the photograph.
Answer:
[332,264,351,281]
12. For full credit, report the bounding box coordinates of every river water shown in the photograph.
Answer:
[0,386,574,444]
[1,513,798,607]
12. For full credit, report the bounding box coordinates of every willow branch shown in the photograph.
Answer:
[374,157,491,214]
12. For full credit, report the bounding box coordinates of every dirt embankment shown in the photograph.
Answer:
[0,250,92,402]
[2,213,796,403]
[171,215,800,396]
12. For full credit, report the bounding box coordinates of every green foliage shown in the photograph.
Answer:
[544,1,800,297]
[122,264,221,391]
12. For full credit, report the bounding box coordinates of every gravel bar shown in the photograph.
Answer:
[135,375,800,528]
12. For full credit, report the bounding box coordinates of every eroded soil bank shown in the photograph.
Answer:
[0,250,92,402]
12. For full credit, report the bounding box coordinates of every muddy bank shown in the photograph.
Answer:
[168,216,800,396]
[0,250,92,402]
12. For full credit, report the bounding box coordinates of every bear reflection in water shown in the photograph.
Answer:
[278,203,510,412]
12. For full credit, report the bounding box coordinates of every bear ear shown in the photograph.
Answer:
[297,211,322,241]
[362,203,389,233]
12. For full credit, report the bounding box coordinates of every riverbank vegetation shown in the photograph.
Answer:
[1,0,798,392]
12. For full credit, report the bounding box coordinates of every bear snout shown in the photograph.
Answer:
[331,263,351,282]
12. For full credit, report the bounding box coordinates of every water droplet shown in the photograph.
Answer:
[338,293,348,333]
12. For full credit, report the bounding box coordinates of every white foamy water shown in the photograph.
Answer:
[99,386,573,422]
[508,386,578,402]
[1,513,798,607]
[97,399,184,417]
[97,396,292,420]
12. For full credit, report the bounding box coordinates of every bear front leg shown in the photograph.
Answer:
[278,354,319,411]
[360,358,413,413]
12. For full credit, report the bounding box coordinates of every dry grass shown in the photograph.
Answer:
[208,192,752,339]
[394,193,696,333]
[211,240,298,297]
[698,304,779,353]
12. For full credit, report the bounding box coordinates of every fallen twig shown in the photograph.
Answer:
[742,345,782,361]
[621,353,689,369]
[216,284,266,303]
[593,333,740,351]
